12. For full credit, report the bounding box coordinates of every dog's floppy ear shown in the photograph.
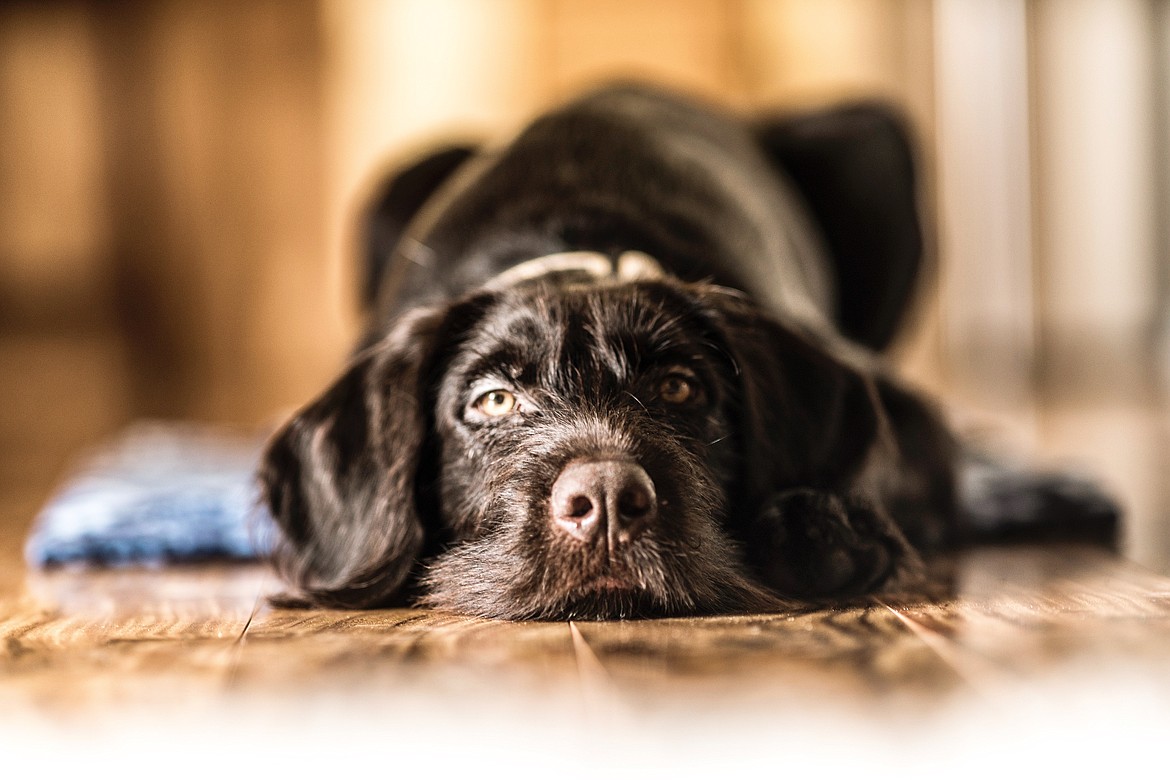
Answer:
[362,145,478,309]
[754,104,922,352]
[703,290,881,499]
[259,306,450,608]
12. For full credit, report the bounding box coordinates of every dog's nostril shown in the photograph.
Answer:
[568,495,593,518]
[618,486,652,518]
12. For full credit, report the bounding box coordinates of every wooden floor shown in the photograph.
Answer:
[2,338,1170,773]
[2,546,1170,772]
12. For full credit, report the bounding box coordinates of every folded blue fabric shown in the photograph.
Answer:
[25,423,278,567]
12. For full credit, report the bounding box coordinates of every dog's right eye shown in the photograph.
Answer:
[473,389,517,417]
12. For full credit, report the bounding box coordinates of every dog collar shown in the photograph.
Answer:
[486,250,665,290]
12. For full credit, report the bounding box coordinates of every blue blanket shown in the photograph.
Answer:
[25,423,277,567]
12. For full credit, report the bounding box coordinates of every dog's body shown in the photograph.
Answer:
[260,85,1112,620]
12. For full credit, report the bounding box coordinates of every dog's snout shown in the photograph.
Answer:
[550,460,657,544]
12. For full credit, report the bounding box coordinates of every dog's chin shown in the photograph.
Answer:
[418,572,677,621]
[558,563,676,619]
[557,582,668,620]
[416,542,673,620]
[416,530,790,621]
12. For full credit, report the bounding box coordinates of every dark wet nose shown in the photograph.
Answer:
[550,460,657,544]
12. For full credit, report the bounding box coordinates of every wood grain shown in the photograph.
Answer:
[4,545,1169,726]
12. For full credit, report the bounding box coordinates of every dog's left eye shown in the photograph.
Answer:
[657,374,697,405]
[474,389,517,416]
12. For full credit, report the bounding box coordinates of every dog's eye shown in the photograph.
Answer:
[474,389,517,416]
[658,375,696,405]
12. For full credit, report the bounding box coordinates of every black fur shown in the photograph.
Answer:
[260,84,1115,620]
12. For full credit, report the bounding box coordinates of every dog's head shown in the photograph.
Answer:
[260,276,881,619]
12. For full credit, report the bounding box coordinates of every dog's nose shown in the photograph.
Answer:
[550,460,657,544]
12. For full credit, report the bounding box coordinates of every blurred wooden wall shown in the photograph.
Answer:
[0,0,937,433]
[0,1,337,439]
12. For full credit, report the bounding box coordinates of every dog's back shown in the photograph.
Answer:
[363,85,921,352]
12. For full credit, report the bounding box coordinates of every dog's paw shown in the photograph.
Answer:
[959,453,1121,548]
[751,489,924,600]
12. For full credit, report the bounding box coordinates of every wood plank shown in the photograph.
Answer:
[3,541,1170,780]
[7,545,1168,721]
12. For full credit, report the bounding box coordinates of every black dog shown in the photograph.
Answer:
[259,84,1115,620]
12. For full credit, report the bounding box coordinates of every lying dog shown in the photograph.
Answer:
[260,84,1115,620]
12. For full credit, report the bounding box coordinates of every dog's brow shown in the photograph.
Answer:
[608,329,712,372]
[463,343,543,385]
[466,352,520,380]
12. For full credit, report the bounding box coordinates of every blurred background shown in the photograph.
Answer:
[1,0,1167,575]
